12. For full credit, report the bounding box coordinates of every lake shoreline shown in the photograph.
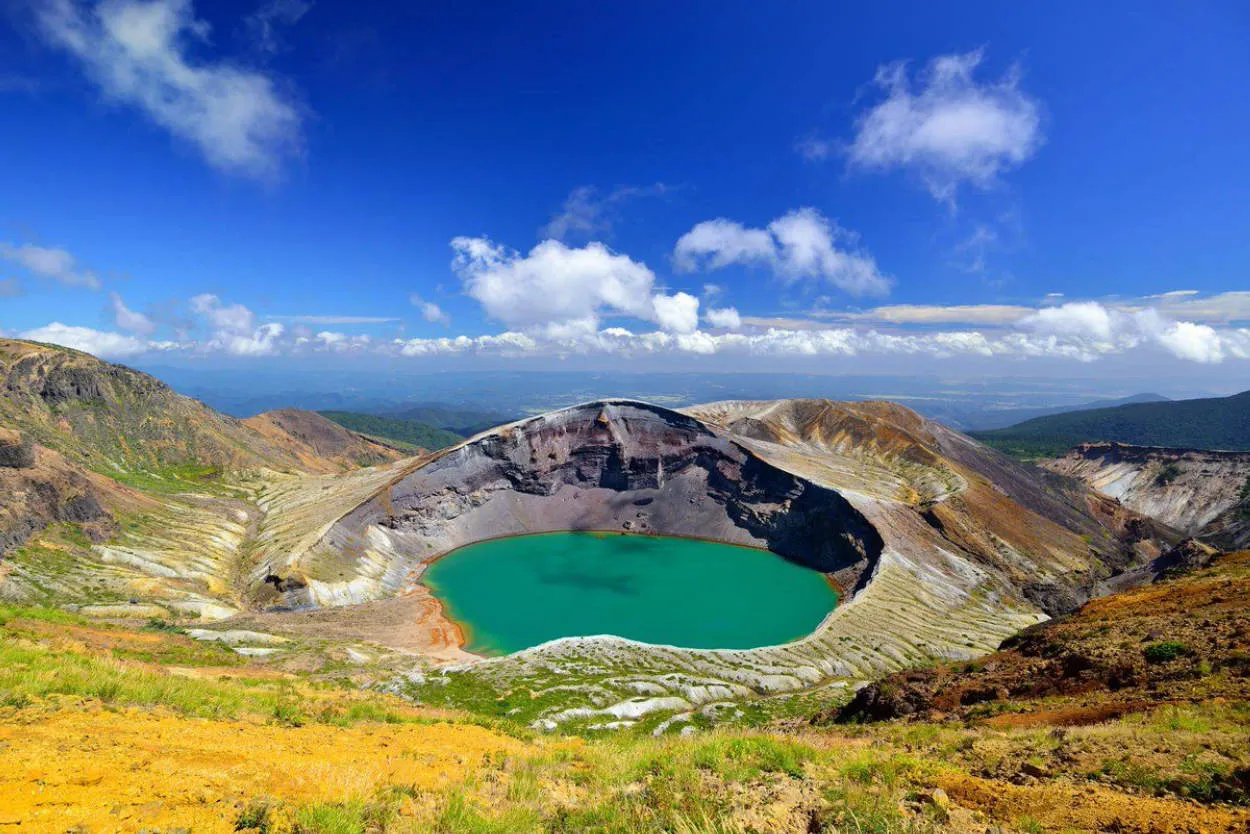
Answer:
[418,531,840,657]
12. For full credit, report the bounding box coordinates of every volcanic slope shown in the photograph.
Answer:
[1046,442,1250,551]
[250,397,1178,732]
[0,339,408,618]
[0,339,400,475]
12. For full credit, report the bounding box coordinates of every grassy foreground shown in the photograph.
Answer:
[2,604,1249,833]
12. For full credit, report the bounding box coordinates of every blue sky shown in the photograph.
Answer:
[2,0,1249,386]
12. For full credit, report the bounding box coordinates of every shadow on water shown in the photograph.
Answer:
[535,568,639,595]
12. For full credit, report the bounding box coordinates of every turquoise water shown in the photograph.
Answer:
[422,532,837,655]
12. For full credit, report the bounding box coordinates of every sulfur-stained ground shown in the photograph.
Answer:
[0,704,527,832]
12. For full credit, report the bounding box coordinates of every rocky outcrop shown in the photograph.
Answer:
[1045,442,1250,544]
[0,429,35,469]
[0,444,115,556]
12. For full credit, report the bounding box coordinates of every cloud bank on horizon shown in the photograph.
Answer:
[3,1,1248,381]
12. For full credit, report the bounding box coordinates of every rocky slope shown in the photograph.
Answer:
[242,409,403,473]
[829,549,1250,736]
[0,339,409,614]
[0,339,397,475]
[1045,442,1250,548]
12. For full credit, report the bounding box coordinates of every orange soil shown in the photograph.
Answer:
[938,773,1250,834]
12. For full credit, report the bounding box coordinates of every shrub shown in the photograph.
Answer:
[1143,641,1188,664]
[1154,462,1182,485]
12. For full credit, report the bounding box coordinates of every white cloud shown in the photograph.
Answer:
[1019,301,1116,342]
[0,242,100,289]
[674,208,890,296]
[451,236,698,334]
[190,292,284,355]
[1019,301,1230,364]
[410,294,450,326]
[309,330,372,353]
[852,303,1032,326]
[847,49,1042,203]
[110,291,156,334]
[651,292,700,334]
[191,293,254,333]
[705,307,741,330]
[36,0,304,180]
[1133,311,1224,364]
[19,322,148,358]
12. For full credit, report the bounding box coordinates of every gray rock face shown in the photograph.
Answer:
[0,430,35,469]
[275,401,883,609]
[1045,441,1250,540]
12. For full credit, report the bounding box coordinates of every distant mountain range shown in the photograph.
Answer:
[972,390,1250,458]
[959,392,1170,431]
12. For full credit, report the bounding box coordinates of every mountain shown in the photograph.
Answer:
[245,397,1181,731]
[317,411,465,452]
[0,340,399,476]
[0,339,407,595]
[970,390,1250,458]
[1044,442,1250,551]
[960,392,1170,431]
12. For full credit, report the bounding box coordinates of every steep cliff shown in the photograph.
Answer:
[1045,442,1250,547]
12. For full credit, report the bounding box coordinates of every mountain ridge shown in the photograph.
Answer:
[971,389,1250,457]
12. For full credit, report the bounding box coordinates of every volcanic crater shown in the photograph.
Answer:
[261,401,883,647]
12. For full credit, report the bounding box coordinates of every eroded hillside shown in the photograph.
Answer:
[1046,442,1250,550]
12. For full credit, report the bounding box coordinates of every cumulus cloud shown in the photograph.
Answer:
[847,49,1043,203]
[674,208,890,296]
[1019,301,1229,364]
[1019,301,1115,343]
[651,292,700,334]
[19,322,149,358]
[0,242,100,289]
[705,307,742,330]
[110,291,156,334]
[35,0,304,180]
[190,292,284,355]
[451,236,699,334]
[410,294,450,326]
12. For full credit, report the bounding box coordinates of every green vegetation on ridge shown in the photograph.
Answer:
[318,411,465,452]
[971,390,1250,458]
